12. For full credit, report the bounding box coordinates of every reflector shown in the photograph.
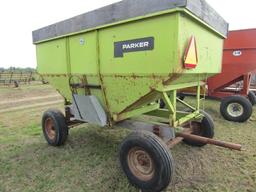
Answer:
[184,36,198,69]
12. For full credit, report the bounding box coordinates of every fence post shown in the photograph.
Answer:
[9,72,13,86]
[20,71,22,82]
[28,72,33,84]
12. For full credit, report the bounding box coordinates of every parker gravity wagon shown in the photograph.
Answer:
[33,0,241,191]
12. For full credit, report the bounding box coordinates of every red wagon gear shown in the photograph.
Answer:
[208,29,256,122]
[181,29,256,122]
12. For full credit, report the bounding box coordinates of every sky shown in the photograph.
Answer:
[0,0,256,69]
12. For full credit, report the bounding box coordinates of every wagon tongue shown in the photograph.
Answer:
[175,131,242,151]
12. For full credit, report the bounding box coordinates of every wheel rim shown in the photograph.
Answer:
[45,117,56,140]
[190,121,203,135]
[183,120,203,135]
[227,103,244,117]
[127,147,155,181]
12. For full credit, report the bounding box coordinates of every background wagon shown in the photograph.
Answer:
[208,29,256,122]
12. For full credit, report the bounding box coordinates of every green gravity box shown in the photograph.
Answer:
[33,0,228,126]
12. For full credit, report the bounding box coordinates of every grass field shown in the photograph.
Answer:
[0,85,255,192]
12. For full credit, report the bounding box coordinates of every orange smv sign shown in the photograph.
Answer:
[184,36,198,69]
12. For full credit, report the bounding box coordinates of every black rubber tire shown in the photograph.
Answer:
[159,99,165,109]
[159,93,185,109]
[42,109,68,146]
[248,91,256,105]
[183,111,214,147]
[177,93,185,101]
[119,131,174,192]
[220,96,252,122]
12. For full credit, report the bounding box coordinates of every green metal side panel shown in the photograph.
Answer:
[101,76,163,114]
[97,11,224,114]
[36,39,68,74]
[178,12,223,75]
[154,11,224,86]
[99,13,179,75]
[98,13,179,114]
[69,31,98,74]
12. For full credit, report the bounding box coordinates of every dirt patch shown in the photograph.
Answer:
[0,85,63,113]
[0,100,63,113]
[0,94,60,105]
[0,84,58,103]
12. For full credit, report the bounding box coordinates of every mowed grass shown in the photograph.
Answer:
[0,85,255,192]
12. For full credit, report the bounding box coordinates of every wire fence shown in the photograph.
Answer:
[0,71,45,87]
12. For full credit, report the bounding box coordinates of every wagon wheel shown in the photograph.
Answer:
[220,96,252,122]
[248,91,256,105]
[183,110,214,147]
[119,131,174,192]
[42,109,69,146]
[159,93,185,109]
[177,93,185,101]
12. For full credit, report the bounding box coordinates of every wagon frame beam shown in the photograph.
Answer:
[115,82,203,128]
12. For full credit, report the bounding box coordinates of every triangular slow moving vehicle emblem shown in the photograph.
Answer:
[184,36,198,69]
